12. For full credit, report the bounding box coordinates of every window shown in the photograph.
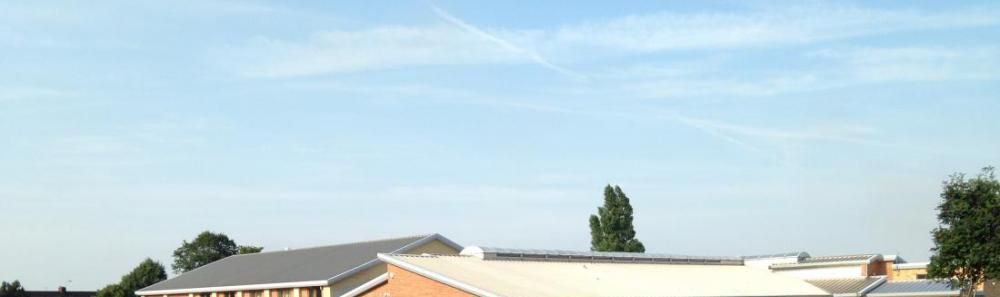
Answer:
[917,274,928,279]
[246,291,263,297]
[276,289,292,297]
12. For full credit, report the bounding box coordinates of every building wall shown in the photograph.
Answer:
[773,266,864,279]
[892,267,929,281]
[352,283,388,297]
[867,261,889,276]
[331,239,461,297]
[381,265,474,297]
[332,266,389,297]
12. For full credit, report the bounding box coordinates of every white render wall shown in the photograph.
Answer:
[773,266,864,279]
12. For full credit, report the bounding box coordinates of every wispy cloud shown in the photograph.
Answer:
[225,26,523,77]
[553,5,1000,52]
[807,46,1000,82]
[431,6,586,80]
[221,4,999,79]
[0,86,73,101]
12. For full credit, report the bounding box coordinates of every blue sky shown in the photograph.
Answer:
[2,0,999,290]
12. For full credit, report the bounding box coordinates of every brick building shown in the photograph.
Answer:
[135,234,460,297]
[347,247,830,297]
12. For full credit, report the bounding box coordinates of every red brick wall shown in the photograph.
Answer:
[867,261,889,276]
[382,265,475,297]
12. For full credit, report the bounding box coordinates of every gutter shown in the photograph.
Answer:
[135,280,329,296]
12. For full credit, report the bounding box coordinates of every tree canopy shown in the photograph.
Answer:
[928,166,1000,297]
[238,245,264,254]
[120,258,167,294]
[97,258,167,297]
[589,184,645,252]
[172,231,261,274]
[95,284,127,297]
[0,280,27,297]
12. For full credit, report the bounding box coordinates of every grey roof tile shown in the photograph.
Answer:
[138,234,455,293]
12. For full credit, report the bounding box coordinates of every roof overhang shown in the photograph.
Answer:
[136,280,328,296]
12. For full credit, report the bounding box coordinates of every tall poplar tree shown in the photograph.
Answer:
[589,184,645,252]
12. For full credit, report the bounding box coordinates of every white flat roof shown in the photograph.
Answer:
[379,253,831,297]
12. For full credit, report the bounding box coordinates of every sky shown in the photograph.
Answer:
[1,0,999,291]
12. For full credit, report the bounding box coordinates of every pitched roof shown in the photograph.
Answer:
[806,277,886,296]
[378,250,830,297]
[868,280,961,297]
[137,234,460,295]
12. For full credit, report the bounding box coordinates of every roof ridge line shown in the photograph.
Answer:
[230,233,432,256]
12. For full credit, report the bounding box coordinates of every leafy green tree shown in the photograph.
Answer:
[0,280,27,297]
[95,258,167,297]
[119,258,167,295]
[95,284,127,297]
[238,245,263,254]
[928,166,1000,297]
[589,184,645,252]
[173,231,260,273]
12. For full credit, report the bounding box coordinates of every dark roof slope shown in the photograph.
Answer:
[869,280,961,296]
[138,234,459,294]
[806,277,885,295]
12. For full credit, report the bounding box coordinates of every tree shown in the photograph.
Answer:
[928,166,1000,297]
[95,284,127,297]
[0,280,27,297]
[238,245,263,254]
[589,184,645,252]
[119,258,167,295]
[173,231,261,273]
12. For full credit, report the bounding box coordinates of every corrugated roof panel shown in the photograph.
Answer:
[869,280,960,296]
[806,277,883,294]
[800,254,878,264]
